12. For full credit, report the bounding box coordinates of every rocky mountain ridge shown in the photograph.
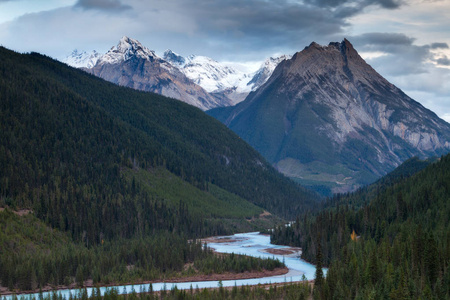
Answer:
[80,37,225,110]
[209,39,450,194]
[63,37,288,109]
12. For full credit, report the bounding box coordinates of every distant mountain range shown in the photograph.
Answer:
[63,36,288,110]
[209,39,450,195]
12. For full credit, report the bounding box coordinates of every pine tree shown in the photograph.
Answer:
[314,239,324,299]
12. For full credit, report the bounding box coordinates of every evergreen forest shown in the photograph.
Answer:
[272,155,450,299]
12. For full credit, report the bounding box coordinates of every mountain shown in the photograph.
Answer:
[64,38,289,110]
[81,36,226,110]
[209,39,450,195]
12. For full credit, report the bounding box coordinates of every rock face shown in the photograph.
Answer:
[208,39,450,194]
[85,37,224,110]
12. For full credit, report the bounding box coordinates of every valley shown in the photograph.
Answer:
[1,36,449,300]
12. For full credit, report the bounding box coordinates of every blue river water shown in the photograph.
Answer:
[3,232,325,299]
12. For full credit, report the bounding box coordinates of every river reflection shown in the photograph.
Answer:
[4,232,325,299]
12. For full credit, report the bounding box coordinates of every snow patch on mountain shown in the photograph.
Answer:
[185,55,253,93]
[164,51,290,103]
[63,50,101,69]
[247,55,292,90]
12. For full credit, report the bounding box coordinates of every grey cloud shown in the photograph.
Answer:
[436,56,450,66]
[350,34,450,71]
[351,32,415,47]
[75,0,131,11]
[431,42,449,49]
[132,0,348,60]
[304,0,401,18]
[187,0,344,35]
[306,0,401,9]
[376,0,401,9]
[349,33,431,75]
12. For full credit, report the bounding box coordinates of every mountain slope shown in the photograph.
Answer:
[209,39,450,194]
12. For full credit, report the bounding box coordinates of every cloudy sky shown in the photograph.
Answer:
[1,0,449,121]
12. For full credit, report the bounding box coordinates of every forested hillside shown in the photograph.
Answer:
[272,155,450,299]
[0,47,317,291]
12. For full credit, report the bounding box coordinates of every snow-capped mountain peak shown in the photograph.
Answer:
[63,49,101,69]
[97,36,159,66]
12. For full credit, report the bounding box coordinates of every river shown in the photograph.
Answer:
[3,232,325,299]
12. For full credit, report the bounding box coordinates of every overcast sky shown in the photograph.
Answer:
[0,0,449,121]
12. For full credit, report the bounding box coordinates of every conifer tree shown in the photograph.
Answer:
[314,238,324,299]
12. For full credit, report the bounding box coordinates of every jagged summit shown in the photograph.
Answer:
[96,36,159,66]
[163,49,186,66]
[209,39,450,195]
